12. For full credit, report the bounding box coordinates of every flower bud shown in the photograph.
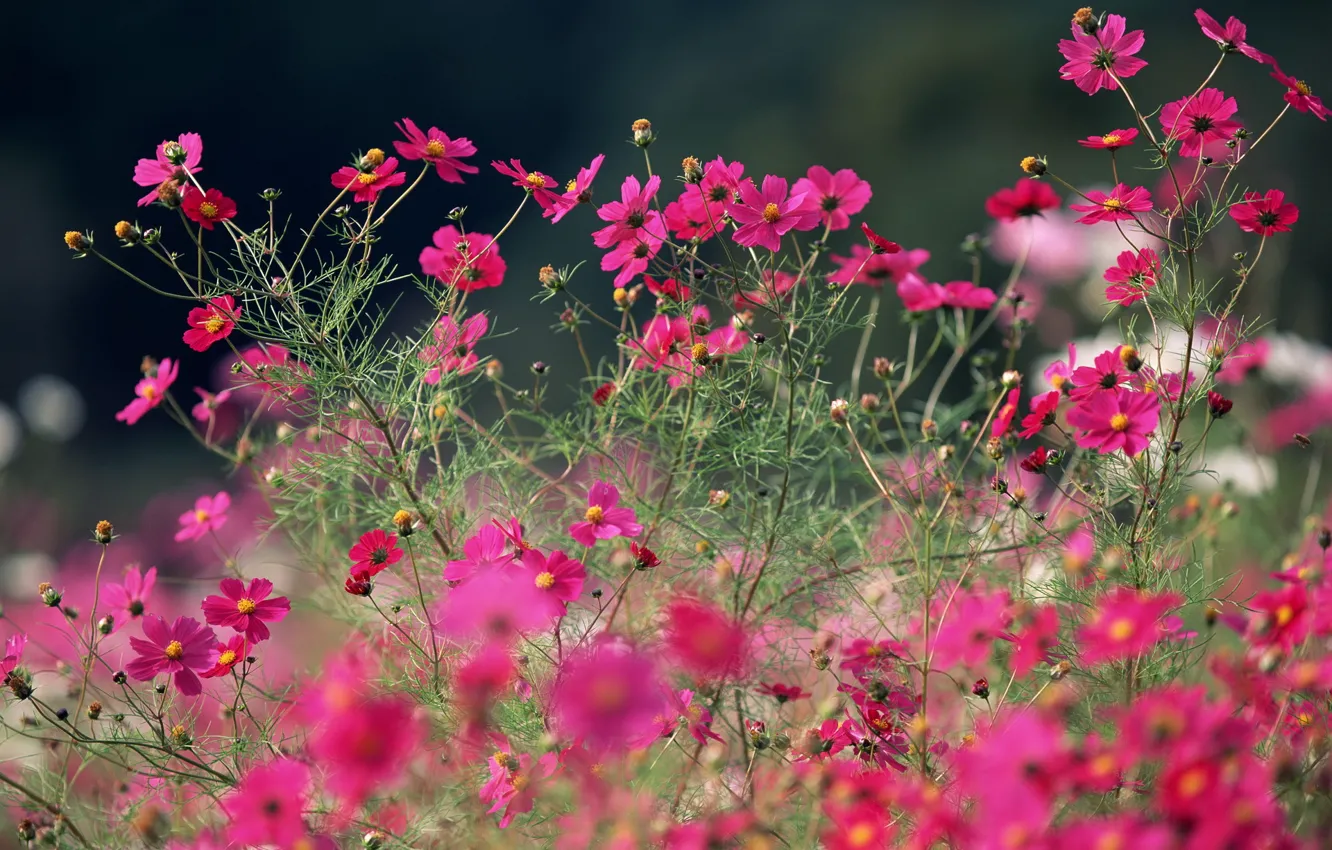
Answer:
[1019,156,1047,176]
[1050,660,1073,680]
[592,382,617,407]
[94,519,114,545]
[114,220,139,243]
[630,542,660,570]
[1118,345,1143,372]
[87,701,102,720]
[260,187,282,201]
[971,678,990,699]
[16,821,35,842]
[361,148,386,168]
[539,265,563,291]
[392,509,415,536]
[1319,528,1332,550]
[691,342,711,366]
[162,140,187,165]
[485,360,503,381]
[1207,390,1233,419]
[1001,370,1021,389]
[38,583,62,607]
[345,573,373,596]
[631,118,654,147]
[873,357,894,380]
[921,419,938,440]
[830,399,850,423]
[1072,7,1097,34]
[364,832,388,850]
[64,231,89,253]
[530,361,548,375]
[859,393,881,413]
[682,156,703,184]
[613,287,629,306]
[708,489,730,509]
[809,649,831,670]
[97,616,114,636]
[156,180,182,208]
[986,437,1004,460]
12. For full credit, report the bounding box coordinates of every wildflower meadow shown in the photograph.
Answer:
[8,6,1332,848]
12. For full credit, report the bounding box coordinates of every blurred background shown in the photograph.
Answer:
[3,0,1330,552]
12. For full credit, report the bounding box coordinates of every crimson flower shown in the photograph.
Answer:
[1057,14,1148,95]
[828,245,930,287]
[630,542,661,570]
[182,186,237,230]
[420,225,506,292]
[1269,66,1329,120]
[1079,588,1181,664]
[1159,88,1241,157]
[492,159,563,213]
[393,117,479,183]
[1067,387,1160,457]
[1070,184,1152,224]
[1077,128,1139,150]
[1229,189,1300,235]
[792,165,872,231]
[1194,9,1273,65]
[183,295,240,352]
[592,382,617,406]
[348,529,403,577]
[757,682,811,703]
[984,179,1060,222]
[126,615,218,696]
[860,222,901,254]
[992,388,1021,438]
[665,598,750,680]
[1020,446,1050,474]
[729,175,817,252]
[331,156,407,203]
[1019,391,1061,439]
[1207,390,1234,419]
[200,634,247,679]
[201,577,291,643]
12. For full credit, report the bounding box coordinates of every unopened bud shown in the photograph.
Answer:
[64,231,89,253]
[1019,156,1047,176]
[97,616,114,636]
[114,220,138,243]
[921,419,938,440]
[971,678,990,699]
[1072,7,1097,34]
[859,393,881,413]
[1051,660,1073,680]
[94,520,114,545]
[1001,370,1021,389]
[873,357,894,380]
[690,342,711,366]
[613,287,628,306]
[708,489,730,508]
[38,583,62,607]
[485,360,503,380]
[986,437,1004,460]
[539,265,562,290]
[392,509,415,536]
[830,399,850,423]
[631,118,654,147]
[1119,345,1142,372]
[682,156,703,184]
[361,148,386,168]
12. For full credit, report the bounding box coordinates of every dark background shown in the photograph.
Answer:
[4,0,1330,547]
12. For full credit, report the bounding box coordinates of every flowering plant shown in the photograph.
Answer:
[19,6,1332,848]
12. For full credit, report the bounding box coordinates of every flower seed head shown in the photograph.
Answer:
[631,118,654,147]
[64,231,88,252]
[392,509,414,536]
[1020,156,1047,176]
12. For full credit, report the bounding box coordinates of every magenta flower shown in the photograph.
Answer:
[393,117,479,183]
[984,179,1061,222]
[519,549,586,620]
[600,225,663,287]
[420,224,506,292]
[191,387,232,423]
[116,358,178,426]
[444,524,514,582]
[1070,347,1131,400]
[1104,247,1161,306]
[201,577,291,643]
[729,175,816,252]
[133,133,202,207]
[828,246,930,288]
[941,281,997,310]
[222,759,311,848]
[664,157,748,242]
[330,156,407,203]
[1077,127,1139,150]
[593,174,662,247]
[860,222,901,254]
[568,480,643,547]
[1070,184,1152,224]
[437,567,552,642]
[1229,189,1300,235]
[548,154,605,223]
[1194,9,1273,65]
[897,276,946,312]
[991,388,1021,438]
[420,313,489,384]
[630,315,693,377]
[1,633,27,681]
[1067,387,1160,457]
[102,565,156,632]
[183,295,241,352]
[792,166,872,231]
[348,529,403,577]
[492,159,563,213]
[126,615,218,696]
[1159,88,1241,157]
[309,693,425,810]
[1269,66,1329,120]
[551,638,667,747]
[1079,588,1182,664]
[1058,14,1148,95]
[200,634,247,679]
[665,598,750,680]
[175,491,230,542]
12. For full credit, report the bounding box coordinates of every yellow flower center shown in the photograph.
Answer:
[198,201,219,219]
[584,505,604,523]
[1176,766,1209,798]
[424,139,446,157]
[217,650,237,667]
[1108,617,1135,641]
[1276,604,1295,626]
[525,173,547,189]
[1102,133,1122,146]
[1096,833,1124,850]
[236,598,257,615]
[1090,753,1116,776]
[565,179,578,193]
[1295,80,1312,96]
[761,202,781,223]
[142,386,157,401]
[195,509,210,523]
[509,773,530,792]
[204,314,226,334]
[1102,198,1125,211]
[356,172,379,185]
[492,750,511,769]
[1109,413,1130,432]
[164,640,184,660]
[846,823,877,847]
[1050,374,1067,390]
[534,571,556,590]
[1297,711,1314,727]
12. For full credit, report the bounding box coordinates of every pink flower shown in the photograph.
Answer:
[444,525,514,582]
[102,565,156,632]
[860,222,901,254]
[992,388,1021,438]
[491,159,563,212]
[665,598,750,680]
[757,682,811,703]
[1077,128,1139,150]
[1195,10,1273,64]
[551,638,667,747]
[1079,588,1182,664]
[926,585,1012,670]
[200,577,291,643]
[182,295,240,352]
[1269,65,1329,120]
[393,117,479,183]
[420,313,489,384]
[548,154,605,223]
[593,175,662,247]
[116,358,178,425]
[1,632,27,681]
[518,549,586,619]
[1011,605,1061,676]
[1067,387,1160,457]
[1058,14,1148,95]
[191,387,231,423]
[1019,391,1061,439]
[600,226,664,287]
[309,693,424,809]
[1159,88,1241,157]
[1070,184,1152,224]
[199,634,246,679]
[941,281,997,310]
[792,166,872,230]
[568,480,643,547]
[133,133,202,207]
[222,759,311,848]
[729,175,816,252]
[733,269,800,310]
[1045,343,1078,393]
[829,246,930,288]
[897,276,946,312]
[985,179,1061,221]
[181,186,237,230]
[437,567,552,642]
[419,225,506,292]
[348,529,403,577]
[1229,189,1299,235]
[1104,247,1160,306]
[330,156,407,203]
[175,491,230,542]
[126,615,218,696]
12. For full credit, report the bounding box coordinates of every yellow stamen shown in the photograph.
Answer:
[424,139,446,158]
[761,202,781,223]
[142,386,157,401]
[356,172,379,185]
[1108,618,1134,641]
[1102,198,1125,212]
[525,173,547,189]
[534,571,556,590]
[204,314,226,334]
[565,179,578,193]
[236,598,257,615]
[584,505,604,523]
[846,823,877,847]
[195,510,210,523]
[164,640,184,660]
[1102,133,1122,146]
[217,650,237,667]
[1176,766,1208,798]
[1109,413,1130,432]
[198,201,219,219]
[1276,604,1295,627]
[1295,80,1312,96]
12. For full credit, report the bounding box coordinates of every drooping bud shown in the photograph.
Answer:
[971,678,990,699]
[345,572,373,597]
